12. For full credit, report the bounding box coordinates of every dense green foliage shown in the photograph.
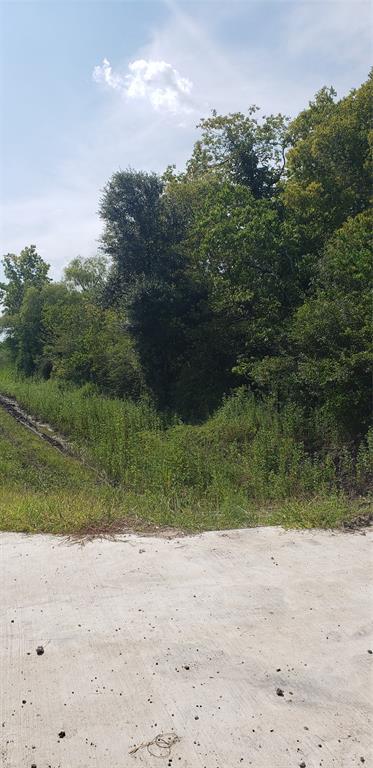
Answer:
[0,74,372,519]
[0,367,370,533]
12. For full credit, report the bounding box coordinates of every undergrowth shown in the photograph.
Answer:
[0,365,371,534]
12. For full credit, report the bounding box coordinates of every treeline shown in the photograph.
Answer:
[1,74,372,444]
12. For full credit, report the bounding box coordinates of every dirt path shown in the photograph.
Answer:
[1,527,372,767]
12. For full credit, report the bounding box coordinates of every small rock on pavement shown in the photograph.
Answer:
[36,646,44,656]
[276,688,284,697]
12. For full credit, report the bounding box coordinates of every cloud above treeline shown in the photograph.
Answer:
[93,58,194,114]
[3,0,371,280]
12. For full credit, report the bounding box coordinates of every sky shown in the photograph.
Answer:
[0,0,371,278]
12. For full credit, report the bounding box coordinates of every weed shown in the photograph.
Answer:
[0,367,371,534]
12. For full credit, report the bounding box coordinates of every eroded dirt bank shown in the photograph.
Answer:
[0,392,71,454]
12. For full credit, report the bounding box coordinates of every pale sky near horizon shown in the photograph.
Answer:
[0,0,371,278]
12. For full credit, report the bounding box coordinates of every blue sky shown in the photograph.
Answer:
[0,0,371,277]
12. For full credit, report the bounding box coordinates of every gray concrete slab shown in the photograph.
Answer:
[0,527,372,768]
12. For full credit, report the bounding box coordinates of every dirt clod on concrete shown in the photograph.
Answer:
[342,511,373,530]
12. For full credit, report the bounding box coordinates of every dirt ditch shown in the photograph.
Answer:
[0,392,72,455]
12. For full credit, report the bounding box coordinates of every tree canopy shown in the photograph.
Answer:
[1,73,371,438]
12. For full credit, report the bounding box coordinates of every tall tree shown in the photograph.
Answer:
[99,169,184,303]
[14,287,44,375]
[186,108,290,197]
[178,178,301,387]
[290,209,372,437]
[0,245,50,362]
[0,245,50,316]
[284,73,372,256]
[63,255,109,300]
[99,169,212,415]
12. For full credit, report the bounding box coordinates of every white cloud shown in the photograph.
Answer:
[92,58,123,91]
[93,57,194,114]
[2,1,371,280]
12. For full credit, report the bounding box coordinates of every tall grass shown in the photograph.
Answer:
[0,366,371,525]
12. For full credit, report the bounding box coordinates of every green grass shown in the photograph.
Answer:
[0,405,130,534]
[0,365,371,534]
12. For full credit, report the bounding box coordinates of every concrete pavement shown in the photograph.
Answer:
[1,526,372,767]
